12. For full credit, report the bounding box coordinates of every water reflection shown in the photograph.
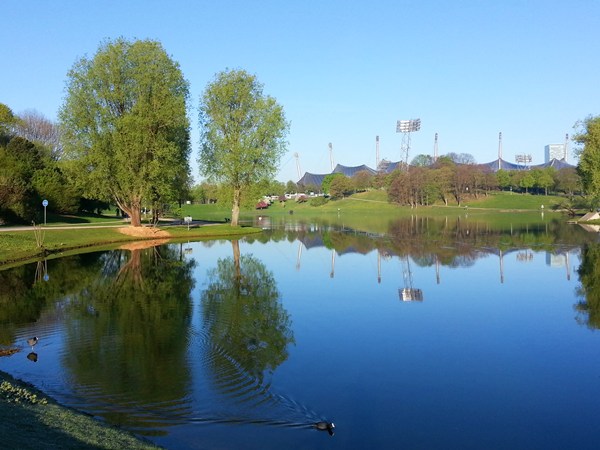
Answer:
[576,243,600,329]
[199,240,300,424]
[0,252,105,345]
[248,216,588,300]
[61,244,196,433]
[1,215,600,449]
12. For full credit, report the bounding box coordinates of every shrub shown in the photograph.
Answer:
[310,196,328,207]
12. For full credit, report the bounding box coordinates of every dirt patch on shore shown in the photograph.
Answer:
[117,226,171,238]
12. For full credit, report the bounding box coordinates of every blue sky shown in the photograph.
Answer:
[2,0,599,182]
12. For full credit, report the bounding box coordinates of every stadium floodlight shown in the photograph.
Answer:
[515,154,532,167]
[396,118,421,170]
[396,119,421,133]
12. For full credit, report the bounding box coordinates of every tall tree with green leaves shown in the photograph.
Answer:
[199,69,289,226]
[575,115,600,205]
[59,38,191,227]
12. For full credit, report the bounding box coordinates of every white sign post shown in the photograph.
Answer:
[42,199,48,225]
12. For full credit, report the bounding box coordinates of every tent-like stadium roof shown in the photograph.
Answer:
[297,158,575,184]
[332,164,377,177]
[297,172,328,187]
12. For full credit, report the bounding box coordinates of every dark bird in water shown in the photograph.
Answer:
[27,352,38,363]
[314,421,335,436]
[27,337,38,351]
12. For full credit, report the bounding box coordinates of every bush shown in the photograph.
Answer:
[310,196,328,207]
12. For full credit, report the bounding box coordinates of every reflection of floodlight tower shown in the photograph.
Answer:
[294,152,302,179]
[396,119,421,170]
[399,256,423,302]
[328,143,334,171]
[330,249,335,278]
[296,241,303,271]
[515,154,532,169]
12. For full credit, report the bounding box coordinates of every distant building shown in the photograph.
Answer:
[544,144,566,163]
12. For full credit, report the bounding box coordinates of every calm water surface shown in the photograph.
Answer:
[2,216,600,449]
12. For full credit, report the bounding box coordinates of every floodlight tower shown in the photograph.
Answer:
[329,142,334,171]
[375,136,380,169]
[294,152,302,179]
[396,118,421,170]
[498,132,503,171]
[564,133,569,162]
[515,154,532,169]
[433,133,439,162]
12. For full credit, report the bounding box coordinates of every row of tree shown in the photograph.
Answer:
[2,35,600,225]
[2,37,289,226]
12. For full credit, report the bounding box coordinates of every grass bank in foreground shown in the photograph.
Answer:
[0,370,158,449]
[0,223,260,268]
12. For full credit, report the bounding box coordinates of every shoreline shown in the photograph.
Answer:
[0,369,160,449]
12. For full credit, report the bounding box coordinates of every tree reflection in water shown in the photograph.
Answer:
[200,240,297,422]
[576,243,600,329]
[61,243,196,434]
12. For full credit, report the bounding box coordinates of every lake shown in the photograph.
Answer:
[2,214,600,449]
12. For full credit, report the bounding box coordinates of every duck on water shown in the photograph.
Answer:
[314,421,335,436]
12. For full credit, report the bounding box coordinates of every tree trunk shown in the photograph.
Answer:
[117,197,142,227]
[231,188,241,226]
[129,206,142,227]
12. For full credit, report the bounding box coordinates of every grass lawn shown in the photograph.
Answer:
[0,223,260,268]
[463,191,563,210]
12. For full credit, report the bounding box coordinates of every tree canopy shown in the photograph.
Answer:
[198,69,289,226]
[59,38,191,226]
[575,115,600,205]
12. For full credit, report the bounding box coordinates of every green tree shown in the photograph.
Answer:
[519,172,535,193]
[321,173,344,195]
[574,115,600,206]
[0,137,44,223]
[329,174,351,199]
[411,154,433,167]
[286,180,297,194]
[555,167,580,198]
[495,169,512,191]
[59,38,191,227]
[534,167,555,195]
[199,69,289,226]
[0,103,16,142]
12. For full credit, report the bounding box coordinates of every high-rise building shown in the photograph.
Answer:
[544,144,565,162]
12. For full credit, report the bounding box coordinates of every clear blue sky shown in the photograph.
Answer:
[2,0,599,183]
